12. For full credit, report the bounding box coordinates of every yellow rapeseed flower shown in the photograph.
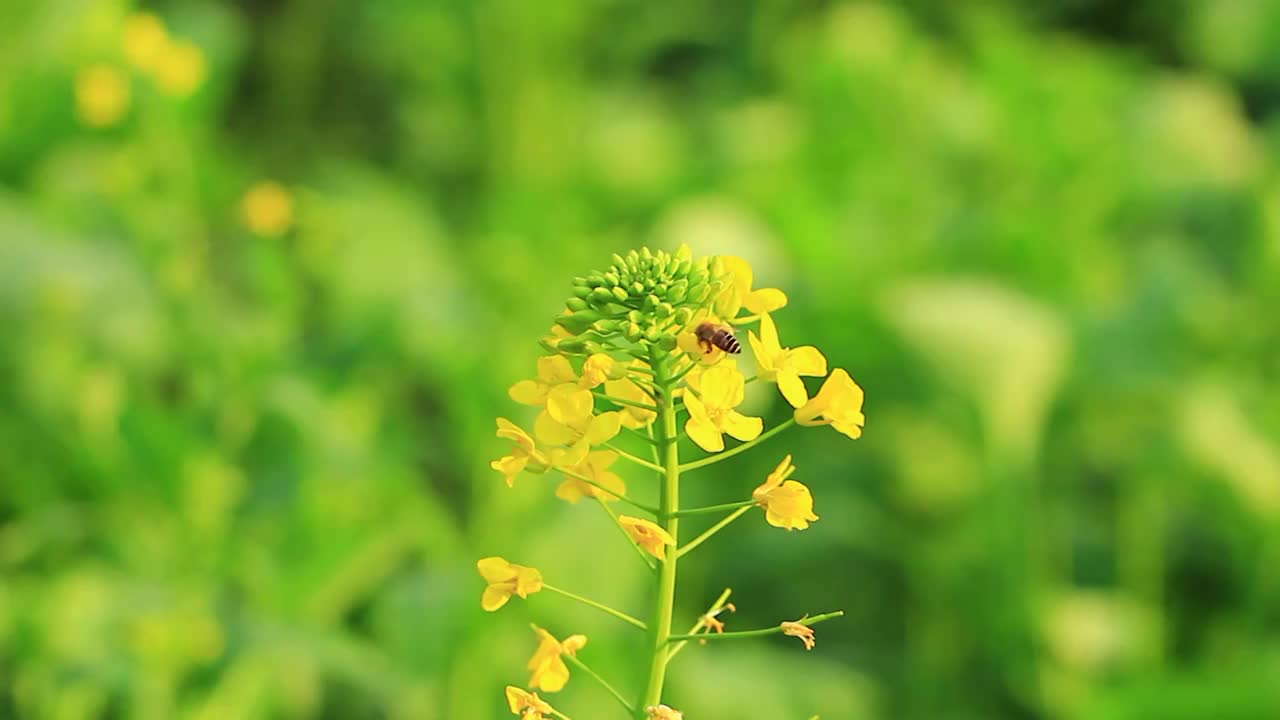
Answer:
[151,38,207,97]
[683,365,763,452]
[748,313,828,408]
[646,705,685,719]
[533,385,622,449]
[555,450,626,503]
[121,12,170,74]
[604,373,656,428]
[794,368,865,440]
[714,255,787,320]
[781,619,816,650]
[675,310,732,365]
[510,356,578,406]
[752,455,819,530]
[491,418,549,487]
[579,353,615,388]
[619,515,676,560]
[505,686,555,718]
[527,626,587,692]
[75,64,130,128]
[241,181,295,238]
[476,557,543,611]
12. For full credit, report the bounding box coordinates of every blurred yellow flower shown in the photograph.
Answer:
[75,64,130,128]
[241,181,295,237]
[794,368,865,440]
[715,255,787,319]
[646,705,684,720]
[579,353,615,388]
[619,515,676,560]
[555,450,627,504]
[781,619,816,650]
[604,372,656,428]
[533,387,622,449]
[683,365,763,452]
[152,38,207,97]
[491,418,548,487]
[121,12,170,74]
[510,356,578,406]
[749,313,828,408]
[752,455,819,530]
[476,557,543,611]
[527,626,587,692]
[505,686,555,719]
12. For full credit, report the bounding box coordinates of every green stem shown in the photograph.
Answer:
[666,610,845,642]
[558,467,657,515]
[676,506,752,558]
[596,496,657,571]
[667,588,733,662]
[563,654,635,714]
[603,443,665,473]
[679,418,796,473]
[674,500,754,517]
[637,354,681,717]
[542,584,647,630]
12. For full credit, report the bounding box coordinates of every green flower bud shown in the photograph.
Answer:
[631,281,645,296]
[557,338,588,354]
[572,285,592,299]
[611,253,627,269]
[590,287,615,304]
[566,297,589,312]
[673,307,693,326]
[657,334,678,351]
[603,271,620,287]
[656,302,673,318]
[556,310,601,335]
[625,322,642,341]
[611,286,630,302]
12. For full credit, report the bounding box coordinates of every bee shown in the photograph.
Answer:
[694,322,741,355]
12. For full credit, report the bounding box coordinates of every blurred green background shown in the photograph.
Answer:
[3,1,1280,718]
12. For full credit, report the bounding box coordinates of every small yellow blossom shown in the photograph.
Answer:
[491,418,549,487]
[476,557,543,611]
[579,353,615,388]
[151,38,207,97]
[604,373,656,428]
[752,455,819,530]
[533,385,622,449]
[510,356,578,406]
[75,64,130,127]
[555,450,627,503]
[683,366,763,452]
[121,12,170,73]
[748,313,828,408]
[781,619,816,650]
[715,255,787,320]
[794,368,865,440]
[619,515,676,560]
[527,626,587,692]
[505,686,555,718]
[241,181,294,237]
[646,705,684,720]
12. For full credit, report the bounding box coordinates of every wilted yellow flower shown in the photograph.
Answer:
[506,686,555,718]
[121,12,170,73]
[533,385,622,449]
[619,515,676,560]
[75,64,130,127]
[241,181,294,237]
[794,368,865,440]
[556,450,626,503]
[683,365,763,452]
[646,705,685,720]
[579,353,615,388]
[527,626,587,692]
[510,356,578,406]
[476,557,543,611]
[604,373,656,428]
[749,313,827,408]
[781,619,816,650]
[752,455,819,530]
[491,418,549,487]
[151,38,207,97]
[715,255,787,319]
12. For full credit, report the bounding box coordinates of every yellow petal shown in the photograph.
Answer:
[546,384,593,425]
[534,411,577,446]
[685,416,725,452]
[491,455,527,487]
[720,411,763,442]
[757,313,782,355]
[508,380,545,405]
[477,557,513,583]
[482,585,512,611]
[561,634,588,655]
[682,391,711,424]
[538,355,577,384]
[585,412,622,445]
[745,288,787,314]
[514,566,544,597]
[700,366,745,409]
[832,417,865,440]
[787,345,828,376]
[776,371,809,408]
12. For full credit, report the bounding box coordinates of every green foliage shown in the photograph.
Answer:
[2,1,1280,718]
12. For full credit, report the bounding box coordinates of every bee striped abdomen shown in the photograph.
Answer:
[694,322,742,354]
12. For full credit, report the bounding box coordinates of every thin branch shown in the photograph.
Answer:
[603,443,664,473]
[674,500,754,517]
[666,611,845,642]
[593,392,657,411]
[675,506,752,558]
[667,588,733,662]
[557,467,657,515]
[620,425,659,446]
[542,584,647,630]
[563,654,634,714]
[678,418,796,473]
[596,496,657,571]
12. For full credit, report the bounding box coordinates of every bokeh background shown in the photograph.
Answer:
[3,1,1280,718]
